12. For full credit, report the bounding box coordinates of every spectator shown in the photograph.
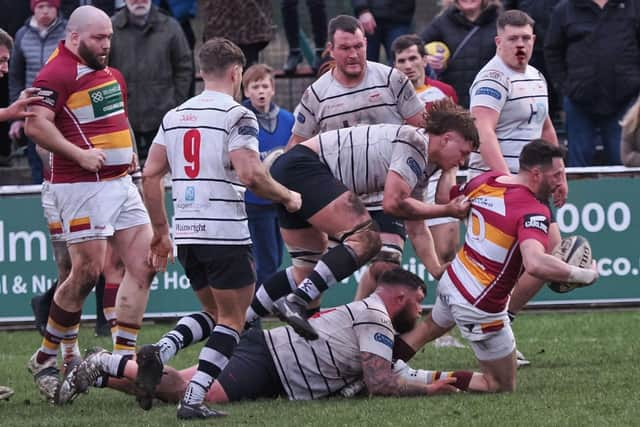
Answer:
[282,0,327,74]
[201,0,274,67]
[109,0,193,160]
[152,0,197,49]
[503,0,562,118]
[60,0,120,17]
[8,0,66,184]
[620,94,640,167]
[545,0,640,167]
[352,0,415,63]
[420,0,501,108]
[241,64,295,285]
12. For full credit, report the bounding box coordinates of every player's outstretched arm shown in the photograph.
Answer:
[230,148,301,212]
[520,239,598,285]
[142,143,173,271]
[0,88,42,122]
[361,352,458,397]
[383,171,470,220]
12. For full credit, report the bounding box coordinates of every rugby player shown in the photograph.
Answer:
[25,6,156,402]
[132,38,300,419]
[248,98,478,341]
[62,269,492,406]
[400,140,598,392]
[468,10,567,365]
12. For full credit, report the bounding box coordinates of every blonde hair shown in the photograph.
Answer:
[620,95,640,137]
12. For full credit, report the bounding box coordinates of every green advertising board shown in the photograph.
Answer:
[0,172,638,323]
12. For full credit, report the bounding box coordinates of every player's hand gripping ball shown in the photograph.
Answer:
[548,235,593,293]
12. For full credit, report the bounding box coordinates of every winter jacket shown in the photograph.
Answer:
[109,5,193,133]
[420,4,500,107]
[152,0,196,21]
[8,17,67,103]
[351,0,415,25]
[545,0,640,115]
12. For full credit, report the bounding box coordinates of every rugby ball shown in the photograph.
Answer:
[424,41,451,62]
[547,235,593,293]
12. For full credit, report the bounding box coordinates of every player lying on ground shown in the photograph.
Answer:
[58,269,494,407]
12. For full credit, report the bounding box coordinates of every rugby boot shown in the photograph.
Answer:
[27,353,60,403]
[135,345,164,410]
[272,294,319,340]
[177,401,227,419]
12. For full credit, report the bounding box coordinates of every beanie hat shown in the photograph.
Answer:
[31,0,61,11]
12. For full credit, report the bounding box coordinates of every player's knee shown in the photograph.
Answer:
[343,225,381,263]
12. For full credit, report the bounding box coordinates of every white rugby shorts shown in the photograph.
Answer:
[41,180,65,243]
[431,271,515,361]
[50,175,149,244]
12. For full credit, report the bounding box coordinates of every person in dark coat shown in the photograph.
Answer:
[545,0,640,166]
[420,0,501,108]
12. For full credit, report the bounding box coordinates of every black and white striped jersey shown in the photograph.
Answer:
[153,90,259,245]
[264,293,396,400]
[293,61,424,138]
[468,55,549,177]
[316,124,436,211]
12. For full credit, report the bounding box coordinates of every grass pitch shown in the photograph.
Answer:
[1,310,639,427]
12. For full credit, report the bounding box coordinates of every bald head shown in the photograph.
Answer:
[67,5,111,34]
[65,6,113,70]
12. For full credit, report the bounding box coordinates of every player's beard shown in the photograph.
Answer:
[538,179,554,202]
[391,305,418,334]
[78,40,107,70]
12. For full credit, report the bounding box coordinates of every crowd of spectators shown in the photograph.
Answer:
[1,0,640,174]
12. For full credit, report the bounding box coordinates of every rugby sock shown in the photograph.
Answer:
[36,300,81,364]
[155,312,215,364]
[113,321,140,356]
[60,329,81,364]
[92,351,126,378]
[293,244,358,303]
[103,282,120,340]
[246,267,297,321]
[183,324,239,405]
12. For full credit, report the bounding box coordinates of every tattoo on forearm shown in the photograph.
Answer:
[361,352,428,397]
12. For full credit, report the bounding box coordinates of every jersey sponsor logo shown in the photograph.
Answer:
[472,196,506,216]
[238,125,258,137]
[297,112,306,123]
[185,186,195,201]
[475,87,502,100]
[175,223,207,233]
[180,113,197,122]
[406,157,422,179]
[523,214,549,233]
[36,87,58,107]
[374,332,394,349]
[89,82,124,118]
[484,70,504,80]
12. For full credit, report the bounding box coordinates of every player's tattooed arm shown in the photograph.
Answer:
[361,352,426,396]
[361,352,459,397]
